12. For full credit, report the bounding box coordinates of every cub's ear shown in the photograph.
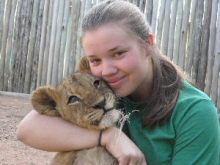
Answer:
[77,55,91,73]
[31,86,60,116]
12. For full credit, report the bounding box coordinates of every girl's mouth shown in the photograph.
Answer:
[107,77,125,89]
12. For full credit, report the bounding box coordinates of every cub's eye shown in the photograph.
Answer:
[68,96,80,104]
[93,80,100,89]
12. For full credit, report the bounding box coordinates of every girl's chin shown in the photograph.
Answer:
[112,90,127,98]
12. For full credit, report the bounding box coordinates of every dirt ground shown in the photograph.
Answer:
[0,92,56,165]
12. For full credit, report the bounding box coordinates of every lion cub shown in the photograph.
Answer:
[31,71,120,165]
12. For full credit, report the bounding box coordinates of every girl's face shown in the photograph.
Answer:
[81,24,153,101]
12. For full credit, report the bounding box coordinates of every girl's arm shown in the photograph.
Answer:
[16,110,99,151]
[16,110,147,165]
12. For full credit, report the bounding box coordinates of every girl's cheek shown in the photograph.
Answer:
[90,67,101,77]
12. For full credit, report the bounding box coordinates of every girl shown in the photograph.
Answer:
[17,1,220,164]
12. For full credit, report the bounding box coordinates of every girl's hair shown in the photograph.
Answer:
[81,0,190,128]
[81,0,150,41]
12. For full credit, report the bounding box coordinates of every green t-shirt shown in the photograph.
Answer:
[121,81,220,165]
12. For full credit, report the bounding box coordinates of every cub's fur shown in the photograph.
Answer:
[31,56,120,165]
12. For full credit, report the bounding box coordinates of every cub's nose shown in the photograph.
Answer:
[93,99,105,109]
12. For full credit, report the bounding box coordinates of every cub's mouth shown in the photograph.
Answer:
[90,120,100,126]
[90,107,115,126]
[103,107,114,115]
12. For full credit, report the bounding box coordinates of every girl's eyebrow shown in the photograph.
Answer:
[108,46,119,52]
[108,44,129,52]
[86,47,119,57]
[86,55,96,58]
[86,45,128,58]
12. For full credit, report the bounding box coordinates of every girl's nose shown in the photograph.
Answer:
[101,60,117,76]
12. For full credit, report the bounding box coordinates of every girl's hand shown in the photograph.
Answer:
[102,127,147,165]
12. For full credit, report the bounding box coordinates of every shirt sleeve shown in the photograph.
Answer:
[172,99,220,165]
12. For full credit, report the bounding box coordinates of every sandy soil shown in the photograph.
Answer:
[0,92,55,165]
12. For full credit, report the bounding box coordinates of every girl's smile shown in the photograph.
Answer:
[106,76,126,89]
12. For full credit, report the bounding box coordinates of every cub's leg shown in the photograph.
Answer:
[51,151,76,165]
[74,147,118,165]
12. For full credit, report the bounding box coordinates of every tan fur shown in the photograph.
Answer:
[77,55,91,73]
[31,57,120,164]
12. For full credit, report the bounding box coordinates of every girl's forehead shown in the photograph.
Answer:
[83,25,123,41]
[82,29,138,54]
[83,22,134,37]
[82,23,139,46]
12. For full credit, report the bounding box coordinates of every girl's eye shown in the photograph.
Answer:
[90,59,101,65]
[116,52,123,56]
[115,51,125,57]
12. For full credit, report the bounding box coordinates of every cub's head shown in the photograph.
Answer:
[31,72,121,130]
